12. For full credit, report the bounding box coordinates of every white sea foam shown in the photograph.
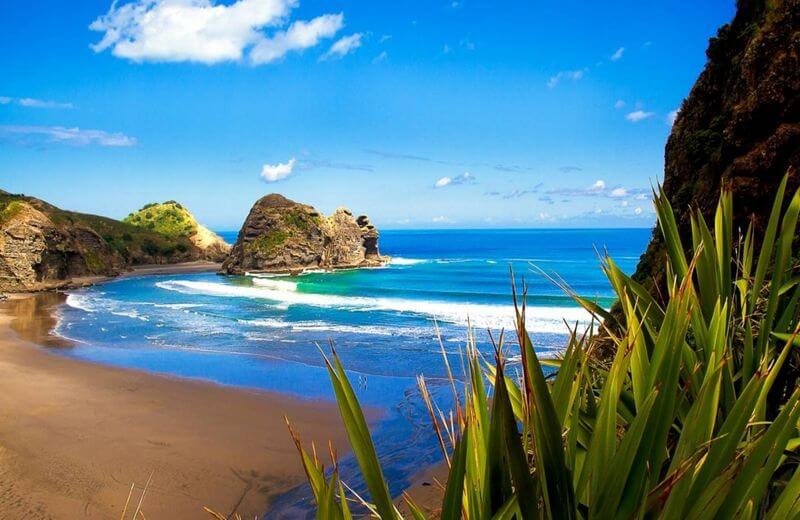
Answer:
[156,279,595,333]
[152,303,205,309]
[111,310,149,321]
[241,318,421,337]
[252,277,298,291]
[65,294,97,313]
[390,257,427,266]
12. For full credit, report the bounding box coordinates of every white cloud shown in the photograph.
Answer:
[667,109,679,125]
[434,172,475,188]
[251,14,344,64]
[90,0,344,65]
[0,96,73,109]
[443,44,452,54]
[321,33,363,61]
[589,179,606,192]
[261,157,297,182]
[614,99,626,109]
[610,47,625,61]
[634,206,643,215]
[620,200,629,207]
[460,38,475,50]
[626,110,654,122]
[635,193,648,200]
[547,69,585,88]
[432,215,454,224]
[372,51,388,64]
[610,187,627,197]
[0,125,136,146]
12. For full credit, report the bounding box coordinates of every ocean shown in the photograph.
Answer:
[54,228,650,514]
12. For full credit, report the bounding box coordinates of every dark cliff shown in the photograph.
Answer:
[633,0,800,293]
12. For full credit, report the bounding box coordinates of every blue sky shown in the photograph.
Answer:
[0,0,734,230]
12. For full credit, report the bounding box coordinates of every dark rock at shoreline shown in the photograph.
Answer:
[632,0,800,296]
[222,194,386,274]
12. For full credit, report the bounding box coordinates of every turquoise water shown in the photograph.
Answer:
[54,228,650,515]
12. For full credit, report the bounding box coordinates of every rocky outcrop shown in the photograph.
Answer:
[0,194,123,292]
[124,201,230,262]
[632,0,800,294]
[222,194,386,274]
[0,191,215,292]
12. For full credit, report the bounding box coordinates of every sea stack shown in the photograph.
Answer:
[222,194,386,274]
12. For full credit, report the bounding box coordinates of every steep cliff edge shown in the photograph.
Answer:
[633,0,800,293]
[0,191,216,292]
[124,201,230,261]
[222,194,385,274]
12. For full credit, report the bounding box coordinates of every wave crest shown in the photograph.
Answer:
[156,279,595,333]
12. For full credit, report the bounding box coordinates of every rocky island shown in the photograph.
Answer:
[222,194,386,274]
[0,191,229,292]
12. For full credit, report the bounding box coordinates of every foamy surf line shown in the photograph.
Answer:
[156,279,596,333]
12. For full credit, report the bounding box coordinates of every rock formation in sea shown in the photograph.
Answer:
[222,194,386,274]
[0,191,224,292]
[124,201,231,262]
[632,0,800,295]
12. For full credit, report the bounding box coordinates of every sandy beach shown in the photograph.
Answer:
[0,277,352,519]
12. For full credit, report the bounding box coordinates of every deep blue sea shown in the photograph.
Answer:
[54,228,650,515]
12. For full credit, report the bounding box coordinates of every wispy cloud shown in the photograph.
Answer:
[90,0,345,65]
[485,183,543,199]
[459,37,475,50]
[0,125,136,147]
[626,110,654,122]
[261,157,297,182]
[372,50,388,64]
[364,148,456,166]
[0,96,73,109]
[547,69,586,88]
[434,172,475,188]
[252,14,344,64]
[547,179,648,200]
[558,165,583,173]
[610,47,625,61]
[321,33,363,61]
[432,215,455,224]
[614,99,626,109]
[296,157,373,172]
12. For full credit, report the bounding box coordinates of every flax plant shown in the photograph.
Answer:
[286,176,800,519]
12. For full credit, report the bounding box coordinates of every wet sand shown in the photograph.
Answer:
[0,292,351,519]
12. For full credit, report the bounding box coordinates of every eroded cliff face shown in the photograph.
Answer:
[222,194,386,274]
[0,191,220,292]
[0,196,123,292]
[633,0,800,292]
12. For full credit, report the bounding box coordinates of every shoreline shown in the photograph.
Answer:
[0,290,352,519]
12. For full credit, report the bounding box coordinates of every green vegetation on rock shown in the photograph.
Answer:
[247,230,288,256]
[124,201,197,238]
[0,200,26,226]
